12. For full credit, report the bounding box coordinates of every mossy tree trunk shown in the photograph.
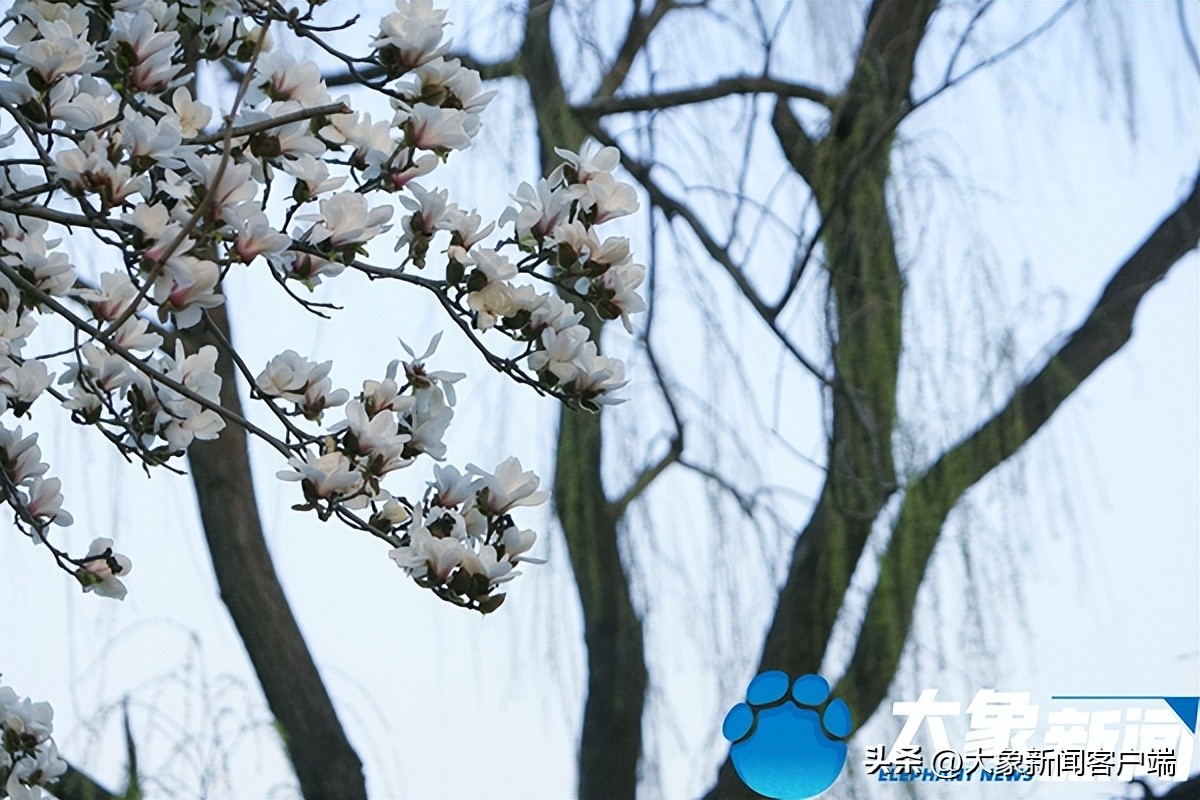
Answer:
[519,3,649,798]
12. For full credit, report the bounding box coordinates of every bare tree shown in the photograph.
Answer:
[425,1,1199,798]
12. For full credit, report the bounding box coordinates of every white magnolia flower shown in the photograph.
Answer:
[121,112,185,170]
[0,233,75,297]
[232,205,291,263]
[398,104,472,151]
[111,10,181,91]
[306,192,394,247]
[77,537,133,600]
[553,142,620,184]
[0,359,53,412]
[468,456,548,514]
[465,281,516,331]
[22,476,72,527]
[239,102,327,158]
[374,0,450,69]
[116,320,166,355]
[283,154,346,199]
[182,153,257,220]
[389,525,465,581]
[500,179,569,243]
[0,425,48,485]
[15,18,100,83]
[527,292,585,333]
[154,256,223,328]
[49,80,118,129]
[302,372,350,419]
[598,261,647,332]
[578,172,640,223]
[572,343,629,408]
[430,464,479,507]
[501,525,542,562]
[343,400,410,467]
[396,183,456,251]
[59,343,132,394]
[54,133,145,205]
[167,87,212,138]
[402,384,453,459]
[256,350,317,403]
[278,450,363,499]
[79,271,143,322]
[458,544,515,586]
[528,324,589,382]
[319,110,395,176]
[251,51,330,107]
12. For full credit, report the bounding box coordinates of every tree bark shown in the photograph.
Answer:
[520,3,649,797]
[186,306,366,800]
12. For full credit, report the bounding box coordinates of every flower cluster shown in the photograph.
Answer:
[387,459,545,612]
[0,683,66,800]
[0,0,645,608]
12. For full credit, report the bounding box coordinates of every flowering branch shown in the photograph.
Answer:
[0,0,647,617]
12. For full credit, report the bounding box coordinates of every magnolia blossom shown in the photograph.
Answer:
[182,153,257,220]
[278,449,364,500]
[458,545,515,586]
[374,0,450,69]
[232,205,291,262]
[0,234,74,296]
[0,426,48,485]
[76,537,132,600]
[0,360,52,413]
[22,476,72,528]
[501,179,570,243]
[0,0,644,611]
[553,142,620,184]
[597,261,648,332]
[251,51,330,107]
[305,192,394,248]
[398,103,473,151]
[578,173,640,223]
[572,344,629,409]
[0,683,67,800]
[59,343,132,394]
[468,457,549,514]
[112,10,181,91]
[527,324,589,382]
[257,351,319,402]
[166,87,212,138]
[13,17,100,83]
[153,256,223,328]
[283,154,347,199]
[342,400,411,472]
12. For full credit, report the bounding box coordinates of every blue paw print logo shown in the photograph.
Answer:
[722,672,851,799]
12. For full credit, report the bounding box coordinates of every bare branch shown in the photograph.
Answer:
[189,101,349,145]
[583,124,834,386]
[915,0,1079,109]
[770,96,817,183]
[593,0,681,100]
[576,74,831,117]
[322,52,519,86]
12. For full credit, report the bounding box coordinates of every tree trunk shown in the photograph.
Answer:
[186,306,367,800]
[520,2,649,797]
